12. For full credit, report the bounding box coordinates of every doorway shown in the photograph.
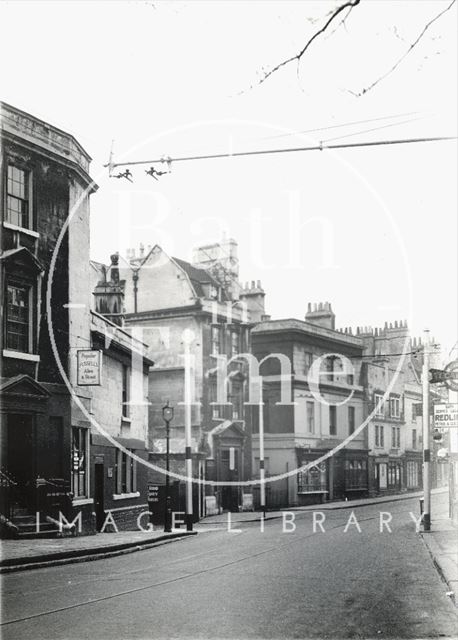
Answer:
[7,414,34,489]
[220,448,240,512]
[94,463,105,531]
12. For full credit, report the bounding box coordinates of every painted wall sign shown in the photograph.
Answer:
[77,350,102,386]
[433,403,458,428]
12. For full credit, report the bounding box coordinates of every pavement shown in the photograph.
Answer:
[0,529,196,573]
[200,488,439,525]
[1,486,455,588]
[421,515,458,604]
[2,494,457,639]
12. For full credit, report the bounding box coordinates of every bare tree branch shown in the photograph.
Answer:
[258,0,361,86]
[351,0,456,96]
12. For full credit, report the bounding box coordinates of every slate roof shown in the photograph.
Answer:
[173,257,220,298]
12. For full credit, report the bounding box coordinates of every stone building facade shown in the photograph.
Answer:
[0,103,151,537]
[0,101,96,536]
[115,239,265,517]
[251,303,368,508]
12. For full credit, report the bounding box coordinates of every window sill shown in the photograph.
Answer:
[73,498,93,506]
[113,491,140,500]
[121,417,132,424]
[3,350,40,362]
[3,221,40,238]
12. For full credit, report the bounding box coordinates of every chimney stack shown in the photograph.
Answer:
[305,301,336,331]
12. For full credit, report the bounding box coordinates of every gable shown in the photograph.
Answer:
[121,245,198,313]
[0,375,51,398]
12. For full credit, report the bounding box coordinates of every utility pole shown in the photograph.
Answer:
[183,330,194,531]
[259,383,266,516]
[162,402,174,533]
[422,329,431,531]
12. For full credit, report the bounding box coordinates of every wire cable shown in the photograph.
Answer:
[110,135,457,169]
[322,116,425,143]
[259,111,421,140]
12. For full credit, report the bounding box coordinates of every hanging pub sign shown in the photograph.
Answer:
[77,349,102,386]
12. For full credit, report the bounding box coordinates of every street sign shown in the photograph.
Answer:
[444,360,458,392]
[77,350,102,386]
[433,403,458,428]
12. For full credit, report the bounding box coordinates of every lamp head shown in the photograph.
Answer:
[162,403,174,423]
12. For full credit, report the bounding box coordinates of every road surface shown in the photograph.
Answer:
[1,495,457,639]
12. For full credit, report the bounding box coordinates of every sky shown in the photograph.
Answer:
[1,0,457,356]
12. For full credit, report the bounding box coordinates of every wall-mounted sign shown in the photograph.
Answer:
[77,350,102,386]
[148,485,161,502]
[433,403,458,428]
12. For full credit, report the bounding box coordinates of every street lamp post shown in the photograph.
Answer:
[162,402,174,533]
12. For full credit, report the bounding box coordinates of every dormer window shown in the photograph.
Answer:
[7,164,32,229]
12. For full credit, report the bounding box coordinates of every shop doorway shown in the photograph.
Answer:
[94,463,105,530]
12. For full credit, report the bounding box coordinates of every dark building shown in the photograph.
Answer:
[0,102,96,536]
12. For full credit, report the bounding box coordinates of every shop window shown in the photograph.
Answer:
[72,427,88,498]
[345,459,367,489]
[388,462,402,488]
[298,462,327,492]
[407,461,419,488]
[6,164,31,229]
[115,449,137,494]
[6,284,32,353]
[329,405,337,435]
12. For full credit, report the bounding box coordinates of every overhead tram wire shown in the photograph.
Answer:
[258,111,421,140]
[108,135,457,170]
[321,115,426,143]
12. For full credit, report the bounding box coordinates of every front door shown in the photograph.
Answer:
[220,448,240,512]
[94,463,105,531]
[7,414,34,505]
